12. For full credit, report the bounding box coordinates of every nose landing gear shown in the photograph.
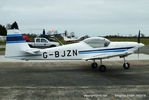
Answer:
[123,57,130,69]
[123,63,130,69]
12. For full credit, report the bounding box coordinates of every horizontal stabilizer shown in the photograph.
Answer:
[23,49,40,55]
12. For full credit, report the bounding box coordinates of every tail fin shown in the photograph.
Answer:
[5,29,30,58]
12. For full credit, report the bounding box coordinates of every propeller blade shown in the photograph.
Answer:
[138,30,141,43]
[137,30,141,60]
[43,29,45,35]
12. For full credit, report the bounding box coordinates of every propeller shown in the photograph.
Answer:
[137,30,141,60]
[43,29,45,35]
[138,30,141,43]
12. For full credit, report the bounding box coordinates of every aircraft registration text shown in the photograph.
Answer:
[43,50,78,58]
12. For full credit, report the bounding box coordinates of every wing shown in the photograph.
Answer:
[82,51,132,60]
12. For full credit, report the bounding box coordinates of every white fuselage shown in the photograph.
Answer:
[16,41,143,60]
[5,30,144,61]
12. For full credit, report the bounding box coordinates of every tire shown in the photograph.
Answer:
[99,65,106,72]
[91,62,98,69]
[123,63,130,69]
[50,45,56,48]
[29,44,33,48]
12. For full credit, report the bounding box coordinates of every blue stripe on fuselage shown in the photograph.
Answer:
[79,50,126,54]
[79,47,134,54]
[6,41,26,44]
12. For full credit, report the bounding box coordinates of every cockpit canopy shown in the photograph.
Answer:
[83,37,110,48]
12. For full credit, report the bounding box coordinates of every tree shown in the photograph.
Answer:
[11,21,19,29]
[141,33,145,37]
[6,24,11,30]
[0,25,7,36]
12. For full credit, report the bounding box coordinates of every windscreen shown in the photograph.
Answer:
[84,38,110,48]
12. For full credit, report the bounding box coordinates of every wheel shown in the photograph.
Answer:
[29,44,33,48]
[123,63,130,69]
[50,45,56,48]
[99,65,107,72]
[91,62,98,69]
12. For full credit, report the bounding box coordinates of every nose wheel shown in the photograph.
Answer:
[123,57,130,69]
[123,62,130,69]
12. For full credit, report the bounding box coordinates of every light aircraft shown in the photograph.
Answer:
[63,35,79,42]
[5,30,144,72]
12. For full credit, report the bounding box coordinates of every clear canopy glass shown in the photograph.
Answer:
[83,37,110,48]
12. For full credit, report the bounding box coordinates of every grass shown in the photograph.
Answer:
[0,42,6,45]
[54,37,67,45]
[0,42,6,51]
[0,48,5,51]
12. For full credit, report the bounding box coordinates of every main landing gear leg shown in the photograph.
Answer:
[91,59,107,72]
[99,59,107,72]
[123,57,130,69]
[91,60,98,69]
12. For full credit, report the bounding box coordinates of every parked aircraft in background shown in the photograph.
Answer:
[5,30,144,72]
[62,34,89,42]
[63,35,80,42]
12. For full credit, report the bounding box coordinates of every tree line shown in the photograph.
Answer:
[0,21,19,36]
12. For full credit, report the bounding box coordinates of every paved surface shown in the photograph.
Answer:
[0,86,148,100]
[0,60,149,86]
[0,51,4,55]
[0,60,149,99]
[0,45,149,100]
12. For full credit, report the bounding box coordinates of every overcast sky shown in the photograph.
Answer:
[0,0,149,36]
